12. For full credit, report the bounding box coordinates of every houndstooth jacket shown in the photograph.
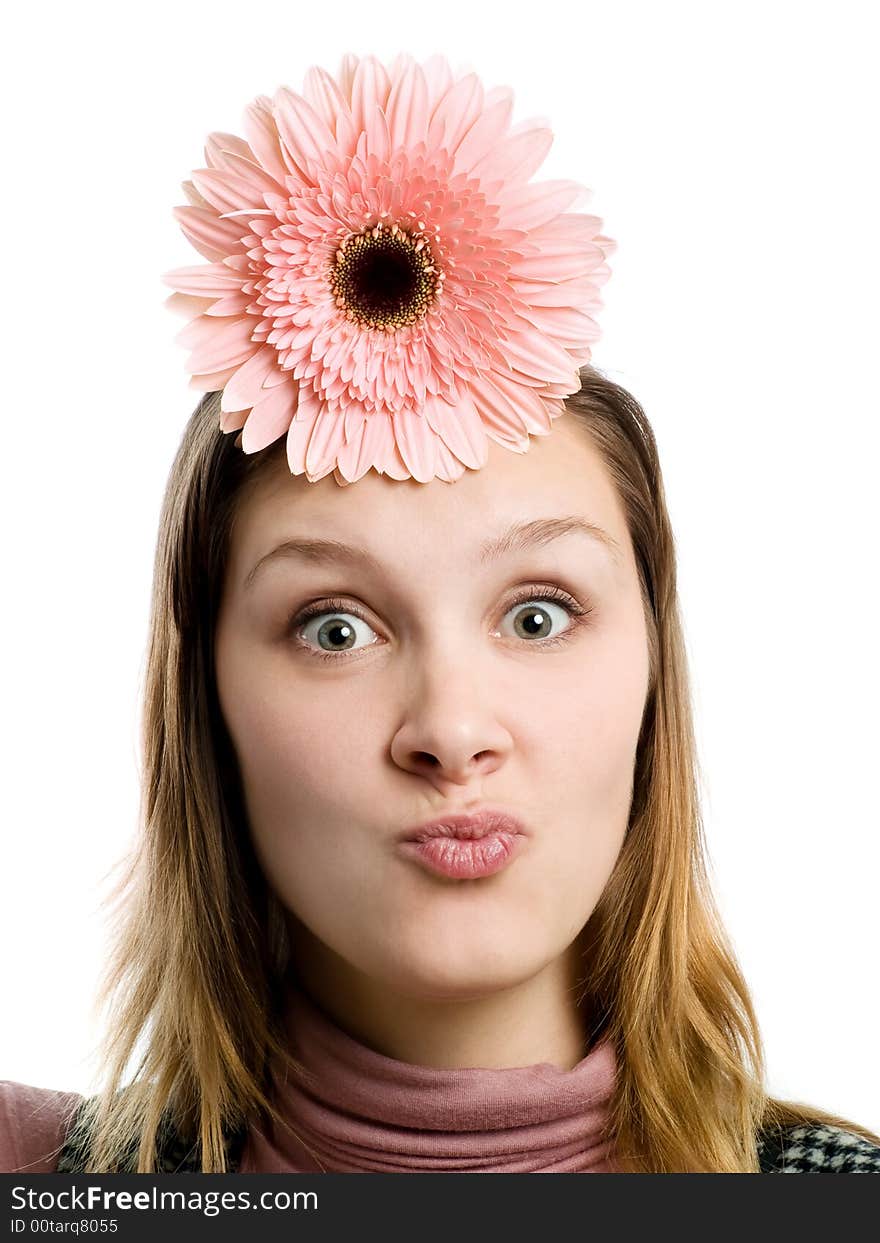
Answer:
[755,1123,880,1174]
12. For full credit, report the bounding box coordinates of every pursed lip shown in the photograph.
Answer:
[398,809,528,844]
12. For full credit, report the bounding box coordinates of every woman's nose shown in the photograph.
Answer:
[389,660,513,787]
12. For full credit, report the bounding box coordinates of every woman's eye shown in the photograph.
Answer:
[290,590,590,662]
[295,609,378,660]
[504,598,575,642]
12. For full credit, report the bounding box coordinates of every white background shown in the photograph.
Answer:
[1,0,877,1133]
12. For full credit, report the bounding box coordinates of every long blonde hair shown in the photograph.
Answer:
[80,366,879,1172]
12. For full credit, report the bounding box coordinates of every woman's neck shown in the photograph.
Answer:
[285,920,591,1071]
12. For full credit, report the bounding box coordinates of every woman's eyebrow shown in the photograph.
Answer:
[243,516,621,592]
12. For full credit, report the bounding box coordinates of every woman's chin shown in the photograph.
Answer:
[363,939,549,1003]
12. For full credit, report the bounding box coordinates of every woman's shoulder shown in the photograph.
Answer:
[757,1122,880,1173]
[52,1093,246,1174]
[0,1080,85,1174]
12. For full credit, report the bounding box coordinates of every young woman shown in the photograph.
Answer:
[2,369,879,1175]
[2,53,879,1175]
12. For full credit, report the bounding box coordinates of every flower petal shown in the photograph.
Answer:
[304,404,348,481]
[163,291,216,320]
[219,406,249,432]
[242,95,297,185]
[188,365,241,394]
[220,347,280,412]
[501,320,580,389]
[161,262,246,297]
[336,53,358,104]
[385,56,430,150]
[511,273,605,307]
[203,293,251,317]
[392,405,439,483]
[334,408,397,483]
[360,101,390,164]
[496,179,586,231]
[427,73,484,153]
[469,120,554,186]
[274,87,338,183]
[204,130,256,171]
[172,205,246,262]
[348,55,392,137]
[286,386,322,475]
[432,439,471,483]
[176,314,260,374]
[241,380,298,453]
[483,370,556,435]
[303,65,354,140]
[181,179,212,210]
[422,391,489,470]
[509,248,602,282]
[421,53,454,110]
[468,372,538,441]
[451,93,514,177]
[517,304,602,350]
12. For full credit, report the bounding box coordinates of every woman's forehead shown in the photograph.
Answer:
[235,415,621,546]
[226,418,632,592]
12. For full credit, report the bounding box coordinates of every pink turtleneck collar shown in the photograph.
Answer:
[240,983,620,1173]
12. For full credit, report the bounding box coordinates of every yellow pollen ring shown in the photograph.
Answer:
[329,223,442,331]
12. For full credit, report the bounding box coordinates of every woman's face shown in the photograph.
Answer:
[215,411,651,1003]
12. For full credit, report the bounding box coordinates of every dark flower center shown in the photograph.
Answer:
[330,222,442,331]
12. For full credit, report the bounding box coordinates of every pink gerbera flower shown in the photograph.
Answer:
[162,52,615,485]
